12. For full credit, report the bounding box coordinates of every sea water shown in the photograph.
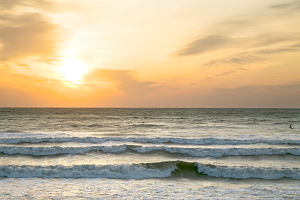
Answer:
[0,108,299,199]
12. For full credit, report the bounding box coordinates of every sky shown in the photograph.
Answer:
[0,0,300,107]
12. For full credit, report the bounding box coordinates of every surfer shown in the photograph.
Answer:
[290,124,293,129]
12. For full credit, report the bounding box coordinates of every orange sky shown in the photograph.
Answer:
[1,0,300,107]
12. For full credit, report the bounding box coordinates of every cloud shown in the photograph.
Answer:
[0,0,58,62]
[174,0,300,61]
[196,81,300,108]
[0,69,97,107]
[203,41,299,69]
[204,55,263,66]
[216,70,236,77]
[0,0,52,11]
[269,1,300,10]
[257,42,300,54]
[258,48,297,54]
[0,13,57,61]
[203,67,247,79]
[83,69,156,96]
[176,35,230,56]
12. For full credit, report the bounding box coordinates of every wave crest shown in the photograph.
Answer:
[1,161,300,180]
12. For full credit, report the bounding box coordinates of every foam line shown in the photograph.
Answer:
[1,161,300,180]
[1,135,300,145]
[1,144,300,157]
[0,164,176,179]
[195,162,300,179]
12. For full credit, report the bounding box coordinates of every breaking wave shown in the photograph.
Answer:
[1,161,300,180]
[1,144,300,157]
[1,134,300,145]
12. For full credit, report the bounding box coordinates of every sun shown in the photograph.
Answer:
[58,58,88,84]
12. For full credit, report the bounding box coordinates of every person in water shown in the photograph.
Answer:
[290,124,293,129]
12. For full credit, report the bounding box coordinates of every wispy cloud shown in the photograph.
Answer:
[204,55,263,67]
[83,69,156,96]
[195,81,300,108]
[215,70,236,77]
[202,41,299,68]
[176,35,230,56]
[173,1,300,67]
[257,42,300,54]
[269,1,300,10]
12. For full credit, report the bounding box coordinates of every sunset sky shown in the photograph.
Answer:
[1,0,300,107]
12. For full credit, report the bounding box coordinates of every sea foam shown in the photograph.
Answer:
[1,161,300,180]
[1,144,300,157]
[195,162,300,179]
[0,164,176,179]
[1,134,300,145]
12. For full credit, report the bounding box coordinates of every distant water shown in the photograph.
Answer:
[0,108,300,199]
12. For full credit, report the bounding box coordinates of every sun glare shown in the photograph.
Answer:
[58,59,88,84]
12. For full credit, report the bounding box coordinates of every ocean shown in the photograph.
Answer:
[0,108,299,199]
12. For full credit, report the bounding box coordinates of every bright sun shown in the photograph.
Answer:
[58,58,88,84]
